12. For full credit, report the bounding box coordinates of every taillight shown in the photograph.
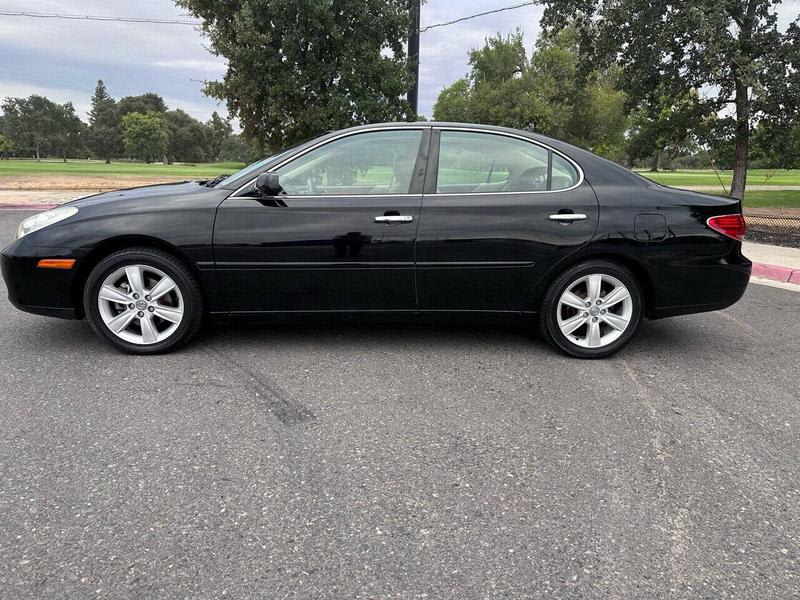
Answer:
[707,214,746,240]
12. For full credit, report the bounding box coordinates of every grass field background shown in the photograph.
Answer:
[636,169,800,187]
[0,159,245,178]
[1,159,799,208]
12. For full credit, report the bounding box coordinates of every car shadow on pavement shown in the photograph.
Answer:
[8,312,704,357]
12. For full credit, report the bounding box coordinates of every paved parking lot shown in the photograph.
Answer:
[1,210,798,598]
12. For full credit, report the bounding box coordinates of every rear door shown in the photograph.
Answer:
[415,128,599,313]
[213,128,429,313]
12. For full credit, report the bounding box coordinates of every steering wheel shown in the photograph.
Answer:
[508,166,548,192]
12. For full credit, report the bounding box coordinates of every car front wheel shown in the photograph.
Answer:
[83,248,203,354]
[540,260,643,358]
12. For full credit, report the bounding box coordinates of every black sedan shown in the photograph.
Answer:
[1,122,750,358]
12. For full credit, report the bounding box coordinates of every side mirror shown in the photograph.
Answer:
[255,172,282,197]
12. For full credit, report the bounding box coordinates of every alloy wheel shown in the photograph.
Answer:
[96,264,184,345]
[556,273,633,349]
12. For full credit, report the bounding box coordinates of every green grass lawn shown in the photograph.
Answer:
[736,191,800,209]
[0,159,246,178]
[637,168,800,188]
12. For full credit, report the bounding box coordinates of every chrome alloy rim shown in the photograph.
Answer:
[556,274,633,348]
[97,265,184,345]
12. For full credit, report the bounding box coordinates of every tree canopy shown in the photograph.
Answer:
[88,80,123,164]
[0,95,88,160]
[176,0,416,151]
[122,111,169,163]
[433,28,628,160]
[534,0,795,198]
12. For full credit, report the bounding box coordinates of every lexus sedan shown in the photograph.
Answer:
[1,122,750,358]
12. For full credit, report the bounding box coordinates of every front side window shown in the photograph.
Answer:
[435,130,579,194]
[276,130,423,196]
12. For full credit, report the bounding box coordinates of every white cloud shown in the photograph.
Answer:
[0,80,92,119]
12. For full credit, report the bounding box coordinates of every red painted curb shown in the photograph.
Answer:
[752,262,800,285]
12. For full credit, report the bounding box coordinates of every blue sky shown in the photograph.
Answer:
[0,1,545,124]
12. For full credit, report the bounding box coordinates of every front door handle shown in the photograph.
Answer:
[549,213,587,222]
[374,215,414,224]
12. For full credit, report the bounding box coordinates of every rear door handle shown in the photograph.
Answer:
[549,213,587,222]
[374,215,414,224]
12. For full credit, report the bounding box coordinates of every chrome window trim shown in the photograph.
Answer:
[231,126,430,198]
[432,127,585,195]
[230,125,586,199]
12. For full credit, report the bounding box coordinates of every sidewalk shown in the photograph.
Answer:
[743,241,800,285]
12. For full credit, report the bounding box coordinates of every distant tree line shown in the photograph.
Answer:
[0,80,259,164]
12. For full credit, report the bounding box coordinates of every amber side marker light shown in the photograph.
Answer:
[37,258,76,270]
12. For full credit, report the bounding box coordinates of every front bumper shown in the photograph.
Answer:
[1,237,84,319]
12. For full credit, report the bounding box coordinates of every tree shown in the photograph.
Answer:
[0,132,14,157]
[55,102,89,162]
[432,29,628,160]
[432,78,472,122]
[175,0,416,151]
[164,109,211,163]
[536,0,787,200]
[0,95,64,159]
[218,133,260,163]
[88,80,123,163]
[118,93,167,117]
[205,111,233,161]
[122,111,168,163]
[752,17,800,169]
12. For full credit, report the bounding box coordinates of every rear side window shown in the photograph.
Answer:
[435,130,579,194]
[551,154,579,190]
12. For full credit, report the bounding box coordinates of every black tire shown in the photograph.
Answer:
[539,260,643,359]
[83,247,203,355]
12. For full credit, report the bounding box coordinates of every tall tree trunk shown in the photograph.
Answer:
[649,151,660,172]
[105,155,111,164]
[730,0,758,202]
[730,66,750,201]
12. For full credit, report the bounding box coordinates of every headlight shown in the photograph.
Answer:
[16,206,79,240]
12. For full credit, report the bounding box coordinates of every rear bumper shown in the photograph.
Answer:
[647,246,752,319]
[1,238,82,320]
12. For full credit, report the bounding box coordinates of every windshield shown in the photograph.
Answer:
[211,155,278,189]
[210,136,322,188]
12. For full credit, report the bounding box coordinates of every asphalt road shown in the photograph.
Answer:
[1,210,798,599]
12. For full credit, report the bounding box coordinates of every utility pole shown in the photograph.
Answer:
[408,0,420,117]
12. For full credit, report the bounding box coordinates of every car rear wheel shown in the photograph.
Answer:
[540,260,642,358]
[83,248,203,354]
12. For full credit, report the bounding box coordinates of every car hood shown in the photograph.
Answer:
[65,180,212,209]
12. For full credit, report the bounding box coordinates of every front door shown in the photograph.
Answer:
[415,129,599,313]
[214,128,429,314]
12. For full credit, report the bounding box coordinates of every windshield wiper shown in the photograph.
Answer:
[203,174,230,187]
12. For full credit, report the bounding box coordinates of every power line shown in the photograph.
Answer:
[0,4,539,32]
[0,10,200,26]
[419,1,537,33]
